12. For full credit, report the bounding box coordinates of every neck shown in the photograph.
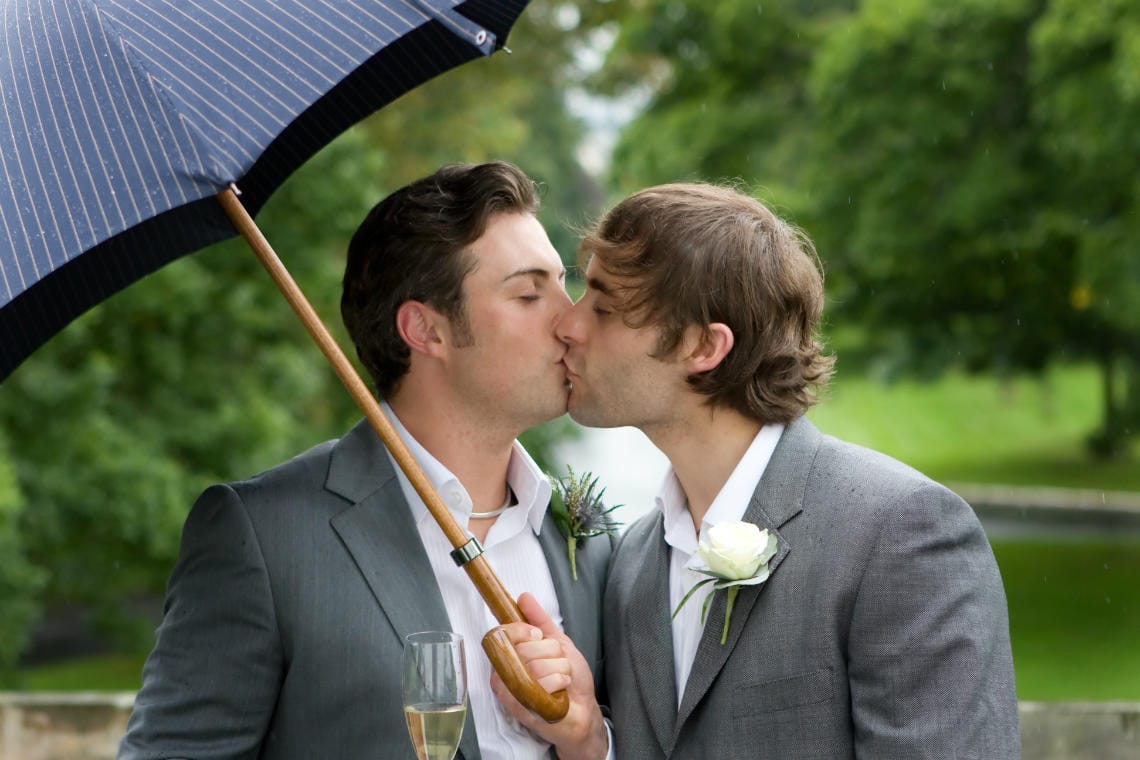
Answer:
[645,404,762,531]
[387,392,516,513]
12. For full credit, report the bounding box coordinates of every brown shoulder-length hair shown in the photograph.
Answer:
[580,182,834,424]
[341,161,539,398]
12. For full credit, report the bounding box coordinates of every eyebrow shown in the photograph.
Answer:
[503,267,567,283]
[586,275,614,296]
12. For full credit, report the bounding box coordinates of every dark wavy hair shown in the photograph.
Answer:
[580,182,833,424]
[341,161,539,398]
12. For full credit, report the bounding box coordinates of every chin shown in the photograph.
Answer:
[566,398,617,429]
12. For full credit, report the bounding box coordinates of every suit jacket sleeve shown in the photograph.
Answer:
[118,484,284,760]
[846,482,1019,758]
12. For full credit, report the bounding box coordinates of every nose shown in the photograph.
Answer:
[555,298,586,345]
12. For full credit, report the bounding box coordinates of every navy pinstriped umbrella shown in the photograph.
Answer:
[0,0,571,720]
[0,0,525,379]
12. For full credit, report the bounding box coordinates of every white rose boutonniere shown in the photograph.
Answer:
[672,521,778,645]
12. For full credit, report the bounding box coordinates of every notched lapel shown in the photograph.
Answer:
[674,501,794,732]
[326,421,451,641]
[674,417,820,738]
[538,513,581,645]
[624,516,678,756]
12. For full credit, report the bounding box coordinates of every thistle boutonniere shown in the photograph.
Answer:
[548,467,622,581]
[672,521,777,644]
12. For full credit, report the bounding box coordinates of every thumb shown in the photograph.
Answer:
[517,592,561,639]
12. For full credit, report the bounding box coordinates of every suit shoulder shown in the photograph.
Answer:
[610,511,663,567]
[618,510,662,543]
[193,438,340,524]
[805,433,982,540]
[236,438,338,493]
[817,433,961,498]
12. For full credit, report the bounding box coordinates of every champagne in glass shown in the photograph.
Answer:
[403,631,467,760]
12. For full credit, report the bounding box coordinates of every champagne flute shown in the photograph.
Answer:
[402,631,468,760]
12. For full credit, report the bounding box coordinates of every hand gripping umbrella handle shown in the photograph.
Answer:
[218,188,570,722]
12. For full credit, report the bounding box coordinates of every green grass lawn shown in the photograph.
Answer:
[807,363,1140,491]
[19,652,145,692]
[994,539,1140,701]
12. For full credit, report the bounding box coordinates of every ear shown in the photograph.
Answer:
[395,301,447,359]
[684,323,734,374]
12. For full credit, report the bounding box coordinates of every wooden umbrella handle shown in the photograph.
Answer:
[218,188,569,721]
[484,627,571,722]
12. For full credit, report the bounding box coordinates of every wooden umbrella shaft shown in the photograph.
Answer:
[218,187,515,617]
[217,188,568,722]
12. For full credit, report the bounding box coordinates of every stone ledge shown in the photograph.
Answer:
[2,694,1138,759]
[1019,701,1140,760]
[950,482,1140,515]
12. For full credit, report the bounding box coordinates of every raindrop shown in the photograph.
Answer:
[1105,597,1111,604]
[942,80,946,91]
[1103,563,1109,570]
[987,61,994,71]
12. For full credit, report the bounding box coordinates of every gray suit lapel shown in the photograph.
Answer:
[674,417,820,738]
[538,512,581,643]
[625,514,679,755]
[324,421,476,755]
[326,421,452,640]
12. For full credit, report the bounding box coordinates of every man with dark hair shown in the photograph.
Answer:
[119,162,611,760]
[498,182,1019,757]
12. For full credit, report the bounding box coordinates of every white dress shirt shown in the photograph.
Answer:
[659,423,785,701]
[383,404,561,760]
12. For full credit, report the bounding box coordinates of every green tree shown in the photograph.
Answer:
[599,0,852,205]
[1029,0,1140,455]
[807,0,1139,455]
[0,433,43,682]
[357,1,608,262]
[0,132,383,653]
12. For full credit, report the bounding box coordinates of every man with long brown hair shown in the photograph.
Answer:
[498,182,1018,757]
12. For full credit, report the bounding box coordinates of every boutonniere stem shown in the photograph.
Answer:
[548,466,621,580]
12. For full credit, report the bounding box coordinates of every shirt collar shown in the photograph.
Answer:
[659,422,786,555]
[380,402,550,535]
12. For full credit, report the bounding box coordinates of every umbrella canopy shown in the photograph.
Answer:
[0,0,522,380]
[0,0,568,721]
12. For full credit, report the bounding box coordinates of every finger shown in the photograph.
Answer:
[536,671,572,694]
[524,658,573,689]
[517,592,561,639]
[496,620,544,646]
[513,637,564,661]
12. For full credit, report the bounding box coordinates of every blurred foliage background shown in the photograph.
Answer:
[1,0,1138,695]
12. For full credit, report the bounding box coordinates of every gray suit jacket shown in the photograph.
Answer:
[604,417,1019,759]
[119,419,610,760]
